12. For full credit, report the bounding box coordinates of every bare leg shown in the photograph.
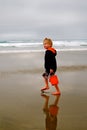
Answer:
[52,84,61,95]
[41,77,50,91]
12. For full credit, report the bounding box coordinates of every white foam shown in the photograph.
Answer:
[0,40,87,48]
[0,50,44,53]
[0,40,87,53]
[53,40,87,46]
[57,48,87,51]
[0,42,42,47]
[0,48,87,54]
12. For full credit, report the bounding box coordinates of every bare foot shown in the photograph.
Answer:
[41,86,49,91]
[52,92,61,95]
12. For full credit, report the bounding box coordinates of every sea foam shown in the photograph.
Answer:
[0,40,87,53]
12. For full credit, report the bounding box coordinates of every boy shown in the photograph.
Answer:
[41,38,61,95]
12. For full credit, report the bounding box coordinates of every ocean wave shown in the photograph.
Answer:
[0,42,42,47]
[0,40,87,47]
[0,50,44,53]
[0,40,87,53]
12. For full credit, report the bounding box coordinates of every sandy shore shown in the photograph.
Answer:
[0,51,87,130]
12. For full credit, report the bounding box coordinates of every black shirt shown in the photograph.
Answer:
[44,49,57,73]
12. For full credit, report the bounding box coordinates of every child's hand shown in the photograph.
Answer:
[50,69,54,76]
[50,69,54,73]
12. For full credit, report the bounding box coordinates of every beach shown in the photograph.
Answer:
[0,50,87,130]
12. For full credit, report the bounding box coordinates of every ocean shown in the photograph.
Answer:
[0,40,87,53]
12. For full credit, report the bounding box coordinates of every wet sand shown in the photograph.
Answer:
[0,51,87,130]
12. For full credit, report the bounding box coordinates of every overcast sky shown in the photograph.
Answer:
[0,0,87,40]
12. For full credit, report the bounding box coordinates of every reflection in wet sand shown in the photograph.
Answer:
[41,94,60,130]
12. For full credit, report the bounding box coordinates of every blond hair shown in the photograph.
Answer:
[43,38,53,47]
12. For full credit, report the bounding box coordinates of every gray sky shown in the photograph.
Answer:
[0,0,87,40]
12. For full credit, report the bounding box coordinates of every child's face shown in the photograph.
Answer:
[43,40,51,49]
